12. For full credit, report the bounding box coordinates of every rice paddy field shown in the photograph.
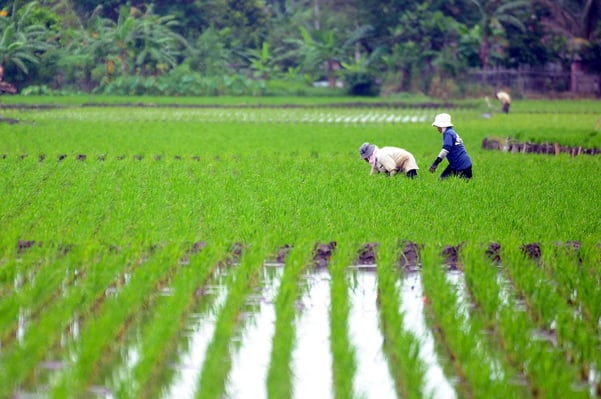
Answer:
[1,96,600,399]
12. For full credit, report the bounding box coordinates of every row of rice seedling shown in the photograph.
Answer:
[328,247,357,399]
[419,245,529,399]
[46,244,187,398]
[375,243,428,398]
[108,243,223,399]
[194,243,270,399]
[2,106,438,126]
[539,243,601,336]
[460,242,595,398]
[225,264,284,398]
[2,240,600,398]
[162,273,230,399]
[396,268,457,399]
[500,243,600,396]
[267,240,340,398]
[0,246,81,348]
[0,244,138,398]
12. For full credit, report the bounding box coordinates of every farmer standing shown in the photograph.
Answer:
[429,113,473,179]
[359,142,419,178]
[496,91,511,113]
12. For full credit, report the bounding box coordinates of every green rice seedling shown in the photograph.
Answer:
[47,244,184,399]
[0,244,80,349]
[266,242,314,399]
[195,242,268,399]
[501,242,599,396]
[0,244,133,398]
[540,242,601,335]
[461,242,534,397]
[494,241,591,398]
[104,242,223,399]
[327,244,356,399]
[421,244,528,399]
[376,242,427,399]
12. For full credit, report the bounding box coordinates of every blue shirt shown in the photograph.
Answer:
[442,127,472,170]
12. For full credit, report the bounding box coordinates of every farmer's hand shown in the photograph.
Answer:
[430,157,442,173]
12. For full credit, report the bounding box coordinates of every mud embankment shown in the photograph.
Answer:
[482,137,601,156]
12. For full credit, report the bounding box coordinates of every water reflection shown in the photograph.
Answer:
[292,269,333,399]
[399,272,456,399]
[445,270,504,382]
[160,283,228,399]
[226,266,284,398]
[349,270,397,399]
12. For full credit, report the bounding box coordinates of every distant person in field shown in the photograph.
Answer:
[359,142,419,178]
[429,113,472,180]
[496,91,511,113]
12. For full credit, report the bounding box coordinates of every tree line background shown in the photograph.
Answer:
[0,0,600,98]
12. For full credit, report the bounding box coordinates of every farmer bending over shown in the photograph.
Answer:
[359,142,419,178]
[429,113,472,179]
[496,91,511,113]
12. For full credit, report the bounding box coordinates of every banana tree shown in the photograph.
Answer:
[0,1,53,91]
[295,26,346,88]
[469,0,530,69]
[537,0,601,93]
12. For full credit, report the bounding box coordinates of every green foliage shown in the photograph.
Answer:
[468,0,531,68]
[0,1,55,81]
[92,65,265,96]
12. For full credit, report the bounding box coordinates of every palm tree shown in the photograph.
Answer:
[469,0,530,69]
[538,0,601,41]
[0,1,53,90]
[536,0,601,92]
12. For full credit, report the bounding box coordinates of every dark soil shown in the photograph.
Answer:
[0,116,19,124]
[275,244,292,263]
[521,243,542,261]
[355,242,378,265]
[485,242,502,264]
[13,239,592,273]
[17,240,40,254]
[179,241,208,265]
[441,243,464,270]
[399,241,422,271]
[0,153,209,162]
[313,241,337,268]
[482,137,600,156]
[228,242,244,263]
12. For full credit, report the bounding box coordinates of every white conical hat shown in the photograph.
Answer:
[432,113,453,128]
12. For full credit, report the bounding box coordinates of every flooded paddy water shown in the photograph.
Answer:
[5,241,600,398]
[160,264,455,398]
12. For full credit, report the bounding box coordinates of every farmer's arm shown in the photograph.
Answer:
[369,163,377,176]
[429,134,451,172]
